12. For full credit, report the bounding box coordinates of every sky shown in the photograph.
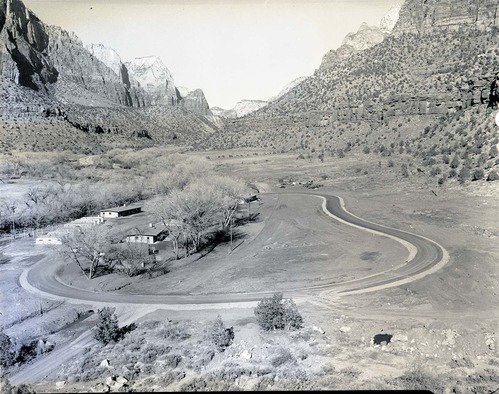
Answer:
[24,0,402,109]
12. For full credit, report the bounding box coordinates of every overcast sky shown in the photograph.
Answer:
[24,0,402,109]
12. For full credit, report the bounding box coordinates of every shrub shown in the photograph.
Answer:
[164,354,182,368]
[156,323,190,341]
[210,315,234,352]
[487,170,499,181]
[0,375,34,394]
[401,164,409,178]
[254,293,303,331]
[458,166,470,184]
[14,341,38,364]
[472,168,484,181]
[0,329,14,368]
[450,154,460,169]
[431,166,443,177]
[397,368,444,392]
[271,348,295,367]
[94,307,120,345]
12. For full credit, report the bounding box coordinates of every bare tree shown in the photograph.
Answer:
[147,196,184,259]
[148,175,249,257]
[59,226,114,279]
[107,239,155,277]
[206,175,248,230]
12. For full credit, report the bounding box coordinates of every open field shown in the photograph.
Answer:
[1,150,498,392]
[55,192,407,295]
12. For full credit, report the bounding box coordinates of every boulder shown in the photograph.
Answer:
[485,333,496,352]
[240,349,252,360]
[116,376,128,385]
[339,326,351,333]
[312,326,326,334]
[55,381,66,388]
[99,359,110,368]
[441,329,460,347]
[90,383,110,393]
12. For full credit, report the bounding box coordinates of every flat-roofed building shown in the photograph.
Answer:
[99,205,142,218]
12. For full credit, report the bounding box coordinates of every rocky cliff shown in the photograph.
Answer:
[393,0,499,35]
[214,0,499,165]
[380,7,401,34]
[0,0,58,92]
[320,22,392,70]
[320,7,400,71]
[270,76,309,102]
[0,0,149,107]
[178,88,212,116]
[0,0,221,152]
[125,56,181,106]
[46,26,148,107]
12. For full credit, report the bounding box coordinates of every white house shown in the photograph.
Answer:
[125,224,167,244]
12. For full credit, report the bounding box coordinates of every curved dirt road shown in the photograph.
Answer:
[21,193,449,306]
[10,192,450,386]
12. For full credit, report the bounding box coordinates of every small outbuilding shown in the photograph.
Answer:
[64,216,104,228]
[99,205,142,218]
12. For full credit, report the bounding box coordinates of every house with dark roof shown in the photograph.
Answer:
[125,223,167,244]
[99,205,142,218]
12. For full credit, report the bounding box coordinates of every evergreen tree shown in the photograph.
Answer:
[254,293,303,331]
[0,329,14,368]
[210,315,234,352]
[94,307,120,345]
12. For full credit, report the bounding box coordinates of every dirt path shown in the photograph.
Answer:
[9,305,159,386]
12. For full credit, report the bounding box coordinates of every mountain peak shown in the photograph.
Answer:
[86,43,122,76]
[126,56,178,106]
[180,88,212,116]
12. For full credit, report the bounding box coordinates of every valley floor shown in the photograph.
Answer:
[1,150,498,392]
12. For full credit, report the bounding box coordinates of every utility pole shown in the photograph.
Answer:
[10,206,15,241]
[229,217,233,252]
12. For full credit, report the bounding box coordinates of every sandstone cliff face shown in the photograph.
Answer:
[86,43,147,107]
[243,0,499,131]
[126,56,180,106]
[46,26,148,107]
[180,88,212,116]
[0,0,58,92]
[320,23,388,70]
[393,0,499,35]
[380,7,401,34]
[0,0,149,107]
